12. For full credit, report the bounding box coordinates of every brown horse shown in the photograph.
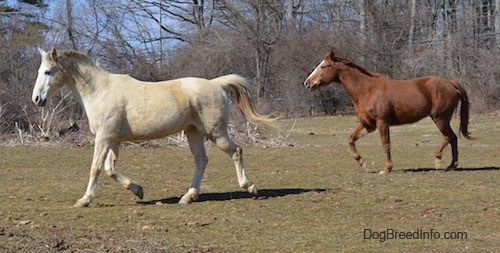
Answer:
[304,50,475,174]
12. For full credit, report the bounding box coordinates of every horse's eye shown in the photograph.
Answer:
[44,70,52,75]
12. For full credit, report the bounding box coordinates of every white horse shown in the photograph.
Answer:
[32,48,275,207]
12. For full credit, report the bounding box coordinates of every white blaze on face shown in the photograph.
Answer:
[305,59,325,87]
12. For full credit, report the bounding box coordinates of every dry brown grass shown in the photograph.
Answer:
[1,115,499,252]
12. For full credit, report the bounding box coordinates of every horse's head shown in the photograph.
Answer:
[32,48,70,106]
[304,50,340,90]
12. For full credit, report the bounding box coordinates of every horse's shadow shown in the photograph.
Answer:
[400,166,499,173]
[137,188,330,205]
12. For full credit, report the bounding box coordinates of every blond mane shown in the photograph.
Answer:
[57,50,93,64]
[51,50,102,77]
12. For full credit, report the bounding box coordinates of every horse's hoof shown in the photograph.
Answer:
[247,184,258,197]
[178,195,193,204]
[178,188,198,204]
[74,198,89,208]
[446,162,458,171]
[434,158,441,169]
[129,183,144,199]
[360,161,367,170]
[378,170,388,175]
[444,165,457,172]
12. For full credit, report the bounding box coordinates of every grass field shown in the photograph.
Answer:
[1,115,499,252]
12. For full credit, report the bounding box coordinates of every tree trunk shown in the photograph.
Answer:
[408,0,416,52]
[495,0,500,50]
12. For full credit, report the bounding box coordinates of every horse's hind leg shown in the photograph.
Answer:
[103,143,143,199]
[348,123,372,171]
[213,133,258,197]
[179,128,208,204]
[433,118,458,171]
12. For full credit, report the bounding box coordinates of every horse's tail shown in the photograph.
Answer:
[210,74,277,127]
[453,81,476,140]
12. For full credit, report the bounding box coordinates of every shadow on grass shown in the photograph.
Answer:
[137,188,330,205]
[400,167,500,173]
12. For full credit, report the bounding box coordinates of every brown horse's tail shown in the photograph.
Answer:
[210,74,277,127]
[454,81,475,140]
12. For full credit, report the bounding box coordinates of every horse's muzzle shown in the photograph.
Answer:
[33,96,47,106]
[304,81,311,89]
[303,81,316,91]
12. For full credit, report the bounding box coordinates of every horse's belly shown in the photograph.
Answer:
[392,106,430,125]
[120,114,189,141]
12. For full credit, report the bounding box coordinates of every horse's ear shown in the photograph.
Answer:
[327,50,336,61]
[48,48,58,60]
[37,47,47,56]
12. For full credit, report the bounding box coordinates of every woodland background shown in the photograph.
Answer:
[2,0,500,139]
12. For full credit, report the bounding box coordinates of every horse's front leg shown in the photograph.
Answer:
[348,123,371,171]
[179,129,208,204]
[74,140,110,207]
[377,121,393,174]
[104,143,143,199]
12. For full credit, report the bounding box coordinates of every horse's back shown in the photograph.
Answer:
[388,76,461,99]
[373,76,460,125]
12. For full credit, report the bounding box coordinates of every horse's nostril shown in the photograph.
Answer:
[33,96,46,106]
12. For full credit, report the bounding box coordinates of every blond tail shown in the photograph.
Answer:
[210,74,277,127]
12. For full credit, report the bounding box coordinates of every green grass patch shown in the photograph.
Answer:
[1,115,499,252]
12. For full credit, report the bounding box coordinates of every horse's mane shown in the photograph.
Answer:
[59,50,91,62]
[52,50,104,78]
[336,57,390,79]
[56,50,102,72]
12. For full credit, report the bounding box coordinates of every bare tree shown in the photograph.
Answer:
[495,0,500,50]
[127,0,216,45]
[4,0,500,139]
[0,0,48,134]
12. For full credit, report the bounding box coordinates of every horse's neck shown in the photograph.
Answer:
[338,68,375,104]
[69,63,110,111]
